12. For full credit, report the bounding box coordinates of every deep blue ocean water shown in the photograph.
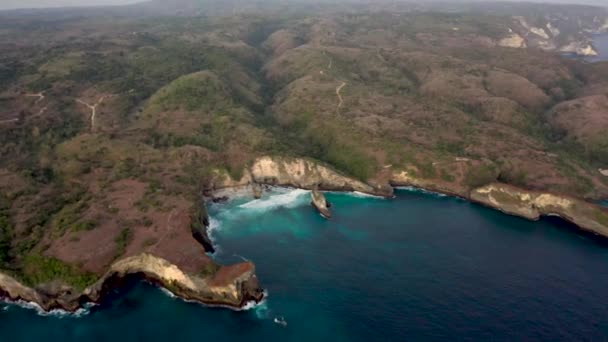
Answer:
[2,188,608,341]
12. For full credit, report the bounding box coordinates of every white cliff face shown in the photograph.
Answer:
[530,27,550,40]
[0,272,42,303]
[547,22,561,37]
[507,15,607,57]
[498,33,526,48]
[559,42,599,56]
[0,252,263,313]
[101,254,198,291]
[216,156,376,194]
[470,183,608,237]
[515,16,531,30]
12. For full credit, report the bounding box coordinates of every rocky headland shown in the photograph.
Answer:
[3,156,608,313]
[216,156,608,240]
[0,253,263,313]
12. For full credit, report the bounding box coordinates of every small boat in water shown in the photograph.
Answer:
[273,317,288,327]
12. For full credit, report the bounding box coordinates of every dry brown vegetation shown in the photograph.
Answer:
[1,3,608,287]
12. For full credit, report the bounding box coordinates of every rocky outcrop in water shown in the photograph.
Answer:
[311,187,331,219]
[252,183,263,199]
[0,254,264,312]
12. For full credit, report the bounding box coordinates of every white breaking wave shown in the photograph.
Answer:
[158,286,269,315]
[351,191,385,199]
[395,186,448,198]
[233,254,250,262]
[238,189,310,211]
[159,287,177,298]
[238,289,269,313]
[1,299,92,318]
[206,217,222,243]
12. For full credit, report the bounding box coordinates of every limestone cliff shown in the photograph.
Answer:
[215,156,393,197]
[390,171,608,238]
[390,170,470,198]
[499,14,604,57]
[470,183,608,237]
[0,254,264,312]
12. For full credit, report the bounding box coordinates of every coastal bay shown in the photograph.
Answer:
[2,188,608,340]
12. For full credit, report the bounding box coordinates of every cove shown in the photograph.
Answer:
[2,188,608,341]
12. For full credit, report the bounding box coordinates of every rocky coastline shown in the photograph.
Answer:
[3,155,607,315]
[213,157,608,240]
[0,254,264,313]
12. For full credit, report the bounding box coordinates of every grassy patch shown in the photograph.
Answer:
[51,199,90,236]
[0,196,12,266]
[22,254,97,291]
[148,71,231,112]
[595,209,608,227]
[465,164,497,188]
[114,228,133,259]
[198,262,221,277]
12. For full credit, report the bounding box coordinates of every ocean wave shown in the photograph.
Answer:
[351,191,385,199]
[206,217,222,242]
[1,299,93,318]
[238,189,310,211]
[395,186,448,198]
[158,286,269,315]
[159,287,177,298]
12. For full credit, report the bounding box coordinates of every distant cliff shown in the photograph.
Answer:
[215,156,393,197]
[498,14,608,56]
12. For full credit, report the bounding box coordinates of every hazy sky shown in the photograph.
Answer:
[1,0,606,10]
[0,0,142,10]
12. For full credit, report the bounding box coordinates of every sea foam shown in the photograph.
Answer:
[1,299,93,318]
[159,286,269,315]
[238,189,310,211]
[395,186,449,198]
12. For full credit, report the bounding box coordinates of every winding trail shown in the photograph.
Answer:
[151,209,177,253]
[32,106,47,118]
[76,96,109,131]
[25,92,45,104]
[0,118,18,125]
[336,81,347,115]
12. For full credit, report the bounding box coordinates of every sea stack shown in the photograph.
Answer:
[252,182,263,199]
[311,187,332,219]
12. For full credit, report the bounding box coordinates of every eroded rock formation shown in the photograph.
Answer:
[0,254,264,312]
[311,187,331,219]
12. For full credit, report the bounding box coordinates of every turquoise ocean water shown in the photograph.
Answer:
[2,188,608,341]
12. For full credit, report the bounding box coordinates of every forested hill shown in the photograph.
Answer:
[1,0,608,294]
